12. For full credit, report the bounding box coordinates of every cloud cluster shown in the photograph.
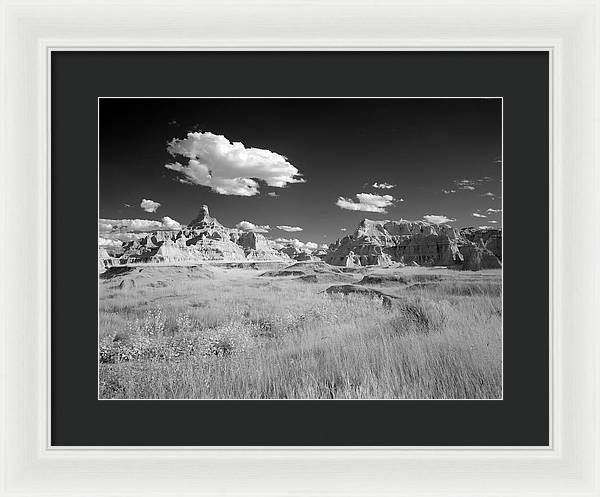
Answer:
[372,182,395,189]
[99,217,182,233]
[99,232,145,244]
[165,131,305,196]
[162,216,182,230]
[454,179,477,190]
[274,237,319,252]
[98,237,123,247]
[236,221,270,233]
[423,214,456,224]
[140,198,161,213]
[453,177,494,191]
[277,225,303,232]
[336,193,395,213]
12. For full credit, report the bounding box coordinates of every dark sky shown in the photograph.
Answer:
[99,98,502,244]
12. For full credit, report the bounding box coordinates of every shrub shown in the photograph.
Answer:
[388,298,449,335]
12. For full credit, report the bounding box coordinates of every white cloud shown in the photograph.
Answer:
[267,192,279,197]
[442,189,457,194]
[340,228,347,231]
[472,212,487,218]
[161,216,182,230]
[335,193,394,213]
[478,226,492,229]
[423,214,456,224]
[486,208,502,213]
[98,237,123,247]
[372,182,395,189]
[453,177,494,191]
[99,217,182,233]
[481,192,495,197]
[140,198,161,213]
[454,179,478,190]
[165,131,305,196]
[489,220,498,224]
[236,221,270,233]
[274,237,320,252]
[319,243,329,250]
[99,232,146,243]
[277,225,303,232]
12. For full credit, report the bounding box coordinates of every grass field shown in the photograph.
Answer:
[98,262,502,399]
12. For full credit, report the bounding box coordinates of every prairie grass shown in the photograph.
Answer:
[99,266,502,399]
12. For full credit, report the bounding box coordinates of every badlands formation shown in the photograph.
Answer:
[324,219,501,270]
[98,205,501,272]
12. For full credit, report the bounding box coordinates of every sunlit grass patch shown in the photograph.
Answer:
[99,266,502,399]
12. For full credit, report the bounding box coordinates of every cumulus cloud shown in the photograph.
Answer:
[442,189,457,194]
[423,215,456,224]
[267,192,279,197]
[236,221,270,233]
[99,232,146,243]
[274,237,320,252]
[277,225,303,232]
[487,208,502,213]
[98,237,123,247]
[472,212,487,218]
[99,217,182,233]
[140,198,161,213]
[336,193,395,213]
[161,216,182,230]
[165,131,305,196]
[372,182,395,189]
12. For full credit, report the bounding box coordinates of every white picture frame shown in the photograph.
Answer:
[1,0,598,495]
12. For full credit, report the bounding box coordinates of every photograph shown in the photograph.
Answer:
[98,97,503,400]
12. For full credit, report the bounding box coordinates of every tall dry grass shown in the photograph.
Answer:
[99,268,502,399]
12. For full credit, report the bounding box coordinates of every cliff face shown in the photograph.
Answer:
[100,205,289,269]
[324,219,501,271]
[460,227,502,259]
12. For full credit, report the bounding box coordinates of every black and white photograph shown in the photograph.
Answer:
[98,97,503,400]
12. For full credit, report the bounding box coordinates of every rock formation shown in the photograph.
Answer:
[460,227,502,259]
[99,205,290,270]
[324,219,501,271]
[98,206,502,272]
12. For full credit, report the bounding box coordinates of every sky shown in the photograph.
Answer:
[99,98,502,246]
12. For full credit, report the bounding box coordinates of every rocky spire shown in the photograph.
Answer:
[188,204,221,228]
